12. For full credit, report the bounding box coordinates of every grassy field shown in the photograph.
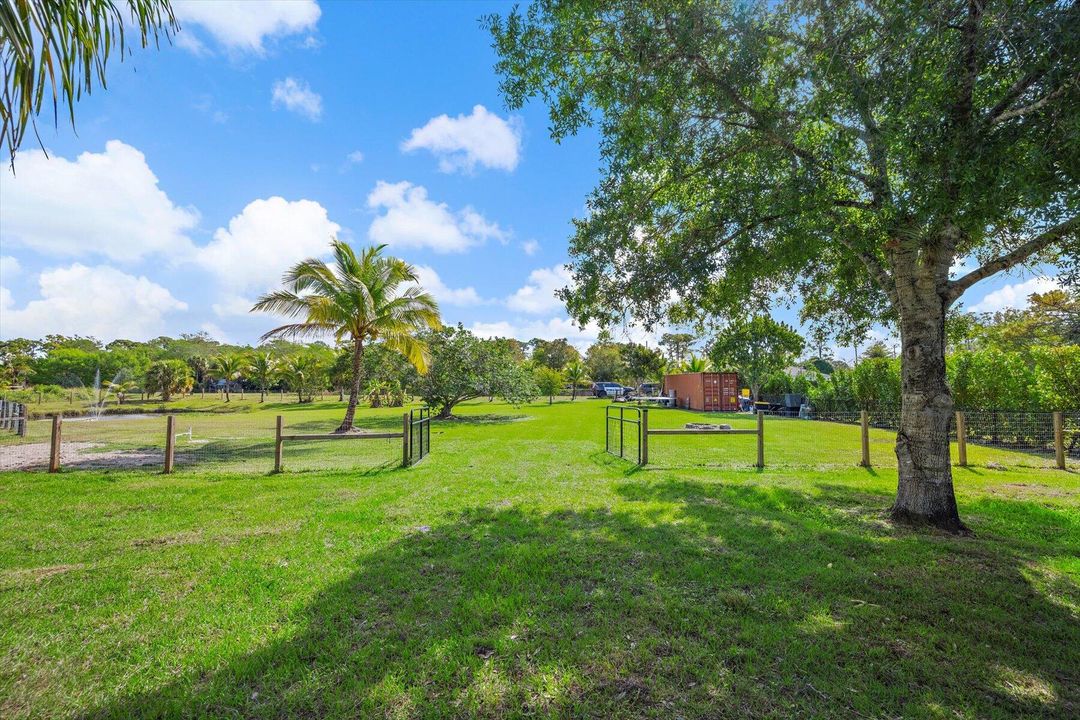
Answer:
[1,399,1077,718]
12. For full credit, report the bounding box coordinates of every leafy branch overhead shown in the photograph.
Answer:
[0,0,179,167]
[487,0,1079,329]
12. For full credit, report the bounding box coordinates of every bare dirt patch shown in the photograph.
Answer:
[0,442,162,471]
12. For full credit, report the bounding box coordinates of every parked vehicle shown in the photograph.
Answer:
[636,382,661,396]
[592,382,631,398]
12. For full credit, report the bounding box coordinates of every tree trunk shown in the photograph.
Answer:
[260,387,265,403]
[890,276,964,532]
[337,337,364,433]
[224,385,230,402]
[572,386,577,401]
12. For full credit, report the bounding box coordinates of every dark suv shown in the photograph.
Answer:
[592,382,630,398]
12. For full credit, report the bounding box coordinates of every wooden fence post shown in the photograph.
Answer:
[1053,411,1066,470]
[860,410,871,468]
[274,415,284,473]
[956,411,967,467]
[19,404,29,437]
[164,415,176,473]
[641,408,649,466]
[402,412,410,467]
[756,410,765,469]
[49,415,62,472]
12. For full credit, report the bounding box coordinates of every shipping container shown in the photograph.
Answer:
[662,372,740,412]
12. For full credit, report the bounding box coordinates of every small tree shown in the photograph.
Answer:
[584,342,625,382]
[248,352,276,403]
[416,326,538,418]
[709,316,804,401]
[277,354,323,404]
[534,366,564,404]
[622,343,666,387]
[563,361,588,400]
[210,355,242,403]
[144,360,193,402]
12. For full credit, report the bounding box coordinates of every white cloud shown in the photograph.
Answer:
[173,0,321,54]
[0,264,187,341]
[506,265,571,314]
[194,197,341,304]
[968,276,1060,313]
[469,316,661,352]
[346,150,364,164]
[0,256,21,285]
[271,77,323,121]
[0,141,198,262]
[200,322,232,344]
[412,265,483,306]
[366,181,507,253]
[211,294,256,318]
[402,105,522,173]
[522,240,540,256]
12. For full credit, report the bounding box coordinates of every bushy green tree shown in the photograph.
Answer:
[534,366,564,404]
[622,343,665,385]
[851,358,902,411]
[709,316,804,401]
[487,0,1080,530]
[144,360,193,402]
[529,338,580,370]
[416,326,538,418]
[584,342,624,382]
[1029,346,1080,411]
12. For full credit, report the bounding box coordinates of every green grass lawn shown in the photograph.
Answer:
[1,399,1077,718]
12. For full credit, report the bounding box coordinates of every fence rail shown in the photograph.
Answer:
[0,408,434,474]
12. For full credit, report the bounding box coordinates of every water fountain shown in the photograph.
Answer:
[86,368,127,420]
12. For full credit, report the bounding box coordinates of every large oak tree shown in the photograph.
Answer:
[488,0,1080,530]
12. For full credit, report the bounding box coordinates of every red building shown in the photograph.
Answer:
[662,372,740,412]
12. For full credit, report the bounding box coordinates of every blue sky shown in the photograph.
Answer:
[0,1,1057,359]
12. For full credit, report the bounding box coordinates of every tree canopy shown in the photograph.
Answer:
[488,0,1080,531]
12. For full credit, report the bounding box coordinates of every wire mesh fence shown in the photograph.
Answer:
[172,414,276,472]
[0,418,59,470]
[0,408,418,474]
[626,408,1078,471]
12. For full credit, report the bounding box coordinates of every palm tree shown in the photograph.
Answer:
[681,355,713,373]
[564,361,588,401]
[106,379,139,405]
[144,360,193,402]
[253,240,441,432]
[277,353,322,404]
[210,355,242,403]
[1,0,178,167]
[248,352,276,403]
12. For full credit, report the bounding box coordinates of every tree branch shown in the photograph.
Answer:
[947,216,1080,301]
[989,80,1076,126]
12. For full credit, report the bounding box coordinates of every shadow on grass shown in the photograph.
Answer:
[438,413,531,425]
[83,481,1077,719]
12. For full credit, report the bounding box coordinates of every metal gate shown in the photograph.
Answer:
[408,407,431,465]
[605,405,642,464]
